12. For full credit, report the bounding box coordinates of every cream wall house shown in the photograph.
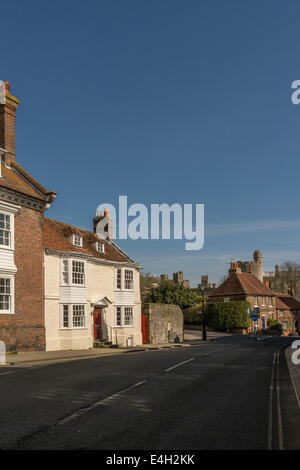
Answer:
[43,217,142,351]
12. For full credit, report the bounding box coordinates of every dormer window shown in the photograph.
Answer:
[97,242,105,253]
[73,234,82,247]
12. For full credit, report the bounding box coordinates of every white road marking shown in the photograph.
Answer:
[59,380,147,425]
[165,358,194,372]
[267,351,284,450]
[0,371,16,376]
[276,351,284,450]
[267,352,276,450]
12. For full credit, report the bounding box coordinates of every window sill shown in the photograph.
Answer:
[0,311,14,315]
[59,327,88,331]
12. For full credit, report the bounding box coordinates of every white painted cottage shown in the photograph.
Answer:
[43,217,142,351]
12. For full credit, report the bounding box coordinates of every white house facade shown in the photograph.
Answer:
[43,217,142,351]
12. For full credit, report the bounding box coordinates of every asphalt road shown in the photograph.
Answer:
[0,335,300,450]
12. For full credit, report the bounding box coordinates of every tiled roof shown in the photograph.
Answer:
[276,293,300,311]
[0,161,56,202]
[210,272,276,297]
[43,218,136,264]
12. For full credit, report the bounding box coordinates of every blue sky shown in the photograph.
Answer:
[2,0,300,285]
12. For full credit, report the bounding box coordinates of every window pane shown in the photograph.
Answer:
[116,269,122,289]
[72,305,85,328]
[63,305,69,328]
[124,270,133,289]
[124,307,133,326]
[72,261,85,284]
[116,307,121,326]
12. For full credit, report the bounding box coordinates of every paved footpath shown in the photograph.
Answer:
[1,330,230,367]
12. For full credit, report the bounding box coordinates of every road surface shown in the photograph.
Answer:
[0,335,299,450]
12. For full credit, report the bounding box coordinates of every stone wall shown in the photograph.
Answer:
[143,303,183,344]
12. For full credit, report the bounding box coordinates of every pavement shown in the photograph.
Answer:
[1,330,231,366]
[285,341,300,409]
[1,334,300,450]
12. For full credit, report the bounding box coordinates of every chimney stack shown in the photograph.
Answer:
[93,208,113,241]
[0,81,19,166]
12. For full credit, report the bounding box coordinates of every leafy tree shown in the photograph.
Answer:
[140,271,161,302]
[144,282,198,311]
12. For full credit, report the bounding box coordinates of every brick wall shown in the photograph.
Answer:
[0,206,45,351]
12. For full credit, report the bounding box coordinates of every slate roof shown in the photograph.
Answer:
[43,218,137,265]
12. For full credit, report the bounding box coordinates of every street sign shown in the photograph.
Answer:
[249,307,260,318]
[251,316,259,322]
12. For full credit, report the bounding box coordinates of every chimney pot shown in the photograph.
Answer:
[104,208,109,218]
[4,81,10,93]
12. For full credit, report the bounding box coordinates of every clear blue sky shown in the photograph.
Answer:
[3,0,300,285]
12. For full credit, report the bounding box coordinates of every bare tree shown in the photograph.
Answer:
[279,262,300,292]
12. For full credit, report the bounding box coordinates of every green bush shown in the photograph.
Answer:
[267,319,283,333]
[183,304,202,324]
[206,301,251,331]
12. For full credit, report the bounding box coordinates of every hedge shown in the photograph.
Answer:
[183,304,202,324]
[206,301,251,331]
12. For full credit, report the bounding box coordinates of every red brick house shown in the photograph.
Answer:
[209,263,300,334]
[209,263,276,331]
[0,81,56,351]
[275,293,300,335]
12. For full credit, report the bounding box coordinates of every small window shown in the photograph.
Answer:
[280,310,284,318]
[261,296,265,306]
[124,306,133,326]
[269,297,273,307]
[72,261,85,285]
[73,234,82,247]
[62,305,69,328]
[224,297,231,303]
[254,296,258,307]
[62,260,69,285]
[116,306,122,326]
[0,277,10,311]
[97,242,105,253]
[72,305,85,328]
[124,270,133,290]
[0,213,10,247]
[116,269,122,290]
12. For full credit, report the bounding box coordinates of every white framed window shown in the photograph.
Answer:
[280,310,284,318]
[116,269,122,290]
[124,269,134,290]
[254,296,258,307]
[269,311,274,320]
[73,234,82,247]
[97,242,105,253]
[61,304,86,329]
[0,277,11,312]
[224,297,231,303]
[116,306,122,326]
[72,305,86,328]
[269,297,273,307]
[124,306,133,326]
[62,305,69,328]
[72,260,85,285]
[261,296,265,306]
[62,259,69,285]
[115,306,134,327]
[0,212,11,247]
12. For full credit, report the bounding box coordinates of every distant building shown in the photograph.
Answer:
[209,263,300,334]
[229,250,263,282]
[160,271,190,289]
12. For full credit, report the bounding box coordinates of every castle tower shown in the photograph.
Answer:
[250,250,263,282]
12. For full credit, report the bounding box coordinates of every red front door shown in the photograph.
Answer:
[93,307,103,340]
[141,314,149,344]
